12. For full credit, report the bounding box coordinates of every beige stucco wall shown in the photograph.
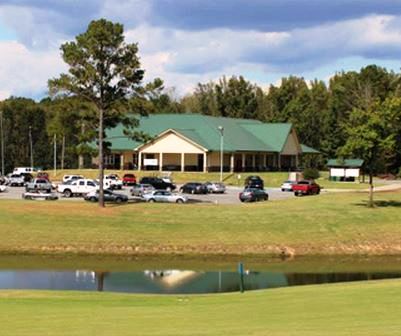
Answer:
[281,130,301,155]
[141,132,205,154]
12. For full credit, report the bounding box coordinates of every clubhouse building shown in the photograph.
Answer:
[98,113,318,172]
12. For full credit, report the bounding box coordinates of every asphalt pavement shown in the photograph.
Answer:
[0,185,295,204]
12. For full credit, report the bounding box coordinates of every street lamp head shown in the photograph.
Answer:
[218,125,224,135]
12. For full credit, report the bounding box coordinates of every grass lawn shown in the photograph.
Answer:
[1,191,401,256]
[1,280,401,335]
[44,169,382,189]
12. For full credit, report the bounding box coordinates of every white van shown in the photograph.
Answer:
[13,167,36,174]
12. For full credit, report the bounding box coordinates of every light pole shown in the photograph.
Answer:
[29,126,33,168]
[218,126,224,182]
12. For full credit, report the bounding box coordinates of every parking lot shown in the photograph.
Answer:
[0,185,296,204]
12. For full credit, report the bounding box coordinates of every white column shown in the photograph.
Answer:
[138,152,142,171]
[159,152,163,171]
[203,152,207,173]
[242,153,246,171]
[181,153,185,172]
[120,154,124,170]
[230,153,235,172]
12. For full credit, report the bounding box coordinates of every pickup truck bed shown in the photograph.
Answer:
[292,180,321,196]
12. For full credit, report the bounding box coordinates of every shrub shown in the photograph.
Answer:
[303,168,320,180]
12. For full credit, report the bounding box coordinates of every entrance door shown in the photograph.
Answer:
[197,154,204,172]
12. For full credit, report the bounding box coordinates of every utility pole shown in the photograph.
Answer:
[218,126,224,182]
[0,109,4,176]
[53,134,57,177]
[29,126,33,168]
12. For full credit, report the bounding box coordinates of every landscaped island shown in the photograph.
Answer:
[1,190,401,256]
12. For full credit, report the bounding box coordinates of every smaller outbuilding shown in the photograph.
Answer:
[327,159,364,182]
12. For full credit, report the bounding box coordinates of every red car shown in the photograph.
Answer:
[292,180,321,196]
[36,172,49,180]
[122,173,137,186]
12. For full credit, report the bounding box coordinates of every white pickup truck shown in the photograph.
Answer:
[57,179,98,197]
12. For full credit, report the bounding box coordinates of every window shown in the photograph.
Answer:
[79,181,85,186]
[87,181,95,187]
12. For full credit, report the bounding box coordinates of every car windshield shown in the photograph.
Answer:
[124,174,134,178]
[298,181,310,185]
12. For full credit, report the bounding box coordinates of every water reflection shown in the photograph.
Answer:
[0,269,400,294]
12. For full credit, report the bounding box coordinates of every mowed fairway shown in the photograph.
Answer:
[1,280,401,335]
[1,191,401,256]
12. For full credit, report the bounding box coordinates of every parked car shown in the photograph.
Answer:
[239,188,269,202]
[0,176,7,185]
[21,173,34,183]
[244,176,264,189]
[57,179,98,197]
[62,174,84,183]
[25,178,53,193]
[140,177,176,191]
[122,173,137,186]
[130,183,155,197]
[292,180,321,196]
[7,174,25,186]
[22,190,58,201]
[180,182,208,194]
[104,174,123,190]
[84,189,128,203]
[13,167,36,174]
[142,190,187,203]
[281,180,296,192]
[204,182,226,194]
[36,172,49,180]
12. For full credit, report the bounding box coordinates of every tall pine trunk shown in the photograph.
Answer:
[78,123,85,169]
[98,108,105,208]
[368,170,374,208]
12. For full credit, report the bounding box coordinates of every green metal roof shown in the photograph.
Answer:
[327,159,364,168]
[301,144,320,154]
[105,113,298,153]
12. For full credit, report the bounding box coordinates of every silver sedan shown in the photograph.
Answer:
[142,190,188,203]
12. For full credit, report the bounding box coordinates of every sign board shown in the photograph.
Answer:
[144,159,158,166]
[330,168,345,177]
[345,168,360,177]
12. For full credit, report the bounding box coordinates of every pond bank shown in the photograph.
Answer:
[1,190,401,257]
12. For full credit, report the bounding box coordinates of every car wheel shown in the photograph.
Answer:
[115,198,123,204]
[166,187,172,192]
[89,197,97,202]
[148,198,156,203]
[176,199,184,204]
[264,195,269,201]
[63,189,72,198]
[191,189,195,194]
[317,189,320,195]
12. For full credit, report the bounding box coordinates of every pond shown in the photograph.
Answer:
[1,268,401,294]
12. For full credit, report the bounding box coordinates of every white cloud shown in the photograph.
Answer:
[0,41,65,98]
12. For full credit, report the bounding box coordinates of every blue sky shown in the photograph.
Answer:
[0,0,401,99]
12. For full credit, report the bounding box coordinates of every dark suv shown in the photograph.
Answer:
[180,182,208,194]
[244,175,264,189]
[139,177,176,191]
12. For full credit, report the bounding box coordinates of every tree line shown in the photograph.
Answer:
[1,65,401,175]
